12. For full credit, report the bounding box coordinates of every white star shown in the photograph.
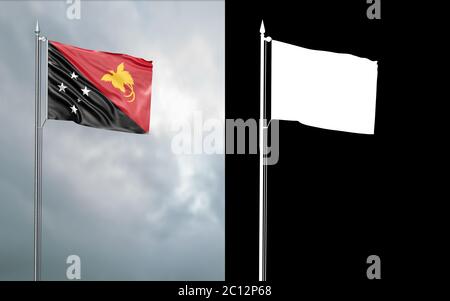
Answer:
[58,82,67,92]
[77,98,82,103]
[70,72,78,80]
[81,86,91,96]
[70,105,78,114]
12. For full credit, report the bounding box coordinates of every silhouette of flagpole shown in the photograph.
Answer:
[259,20,271,282]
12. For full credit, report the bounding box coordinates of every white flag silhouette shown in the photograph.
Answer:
[271,40,378,134]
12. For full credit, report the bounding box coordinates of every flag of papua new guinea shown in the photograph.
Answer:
[48,41,153,134]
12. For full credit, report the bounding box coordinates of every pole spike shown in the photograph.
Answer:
[260,20,265,34]
[35,20,40,34]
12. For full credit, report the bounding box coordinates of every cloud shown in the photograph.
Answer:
[0,1,224,280]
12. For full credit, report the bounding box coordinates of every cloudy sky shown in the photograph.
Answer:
[0,0,224,280]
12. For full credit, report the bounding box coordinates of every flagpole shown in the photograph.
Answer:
[34,20,43,281]
[259,20,267,282]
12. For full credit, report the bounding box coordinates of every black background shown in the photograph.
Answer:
[225,0,430,288]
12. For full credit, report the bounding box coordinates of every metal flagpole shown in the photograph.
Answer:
[259,20,271,282]
[34,20,43,281]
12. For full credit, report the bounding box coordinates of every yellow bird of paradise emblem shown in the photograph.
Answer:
[101,62,136,102]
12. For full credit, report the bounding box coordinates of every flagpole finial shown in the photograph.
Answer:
[35,20,40,34]
[260,20,265,34]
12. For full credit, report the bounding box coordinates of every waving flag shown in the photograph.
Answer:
[47,41,153,133]
[271,40,378,134]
